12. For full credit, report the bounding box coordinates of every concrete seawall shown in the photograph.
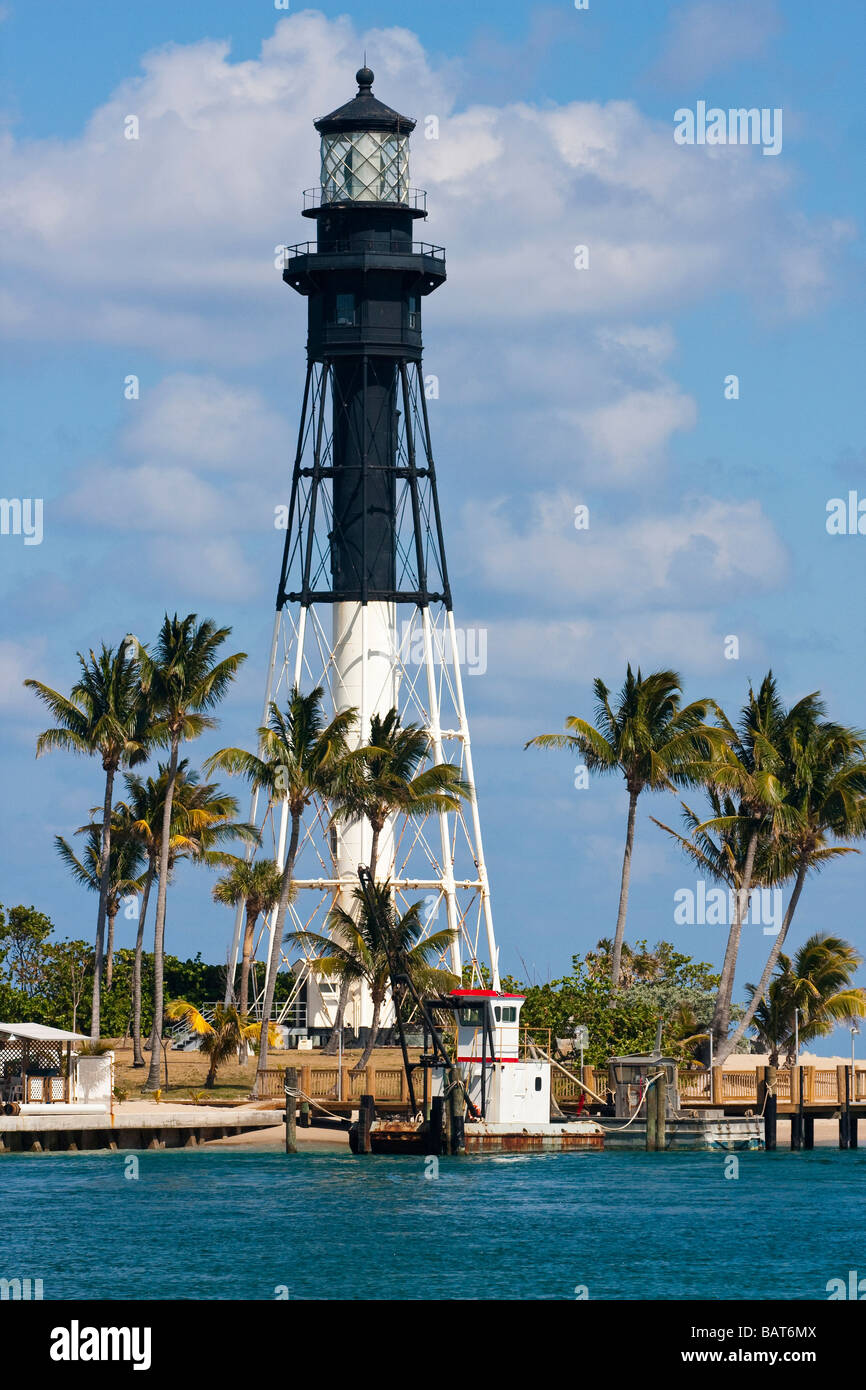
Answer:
[0,1104,281,1152]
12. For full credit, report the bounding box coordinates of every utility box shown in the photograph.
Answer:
[608,1055,679,1119]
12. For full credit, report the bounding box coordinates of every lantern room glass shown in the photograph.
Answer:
[321,131,410,204]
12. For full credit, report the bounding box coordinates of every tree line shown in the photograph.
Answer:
[527,665,866,1063]
[23,628,866,1083]
[24,614,469,1091]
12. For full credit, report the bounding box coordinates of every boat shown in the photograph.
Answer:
[601,1050,764,1150]
[349,988,604,1155]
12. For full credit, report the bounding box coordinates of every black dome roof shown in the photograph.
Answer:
[314,67,415,135]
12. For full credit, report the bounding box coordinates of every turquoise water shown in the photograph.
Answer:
[1,1145,864,1300]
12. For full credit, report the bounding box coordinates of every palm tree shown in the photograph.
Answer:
[212,859,283,1055]
[55,823,147,994]
[719,706,866,1064]
[331,707,472,880]
[324,706,471,1051]
[116,761,255,1065]
[686,676,819,1056]
[286,881,458,1072]
[164,1001,281,1089]
[749,933,866,1065]
[205,687,356,1085]
[527,665,724,986]
[653,786,776,1059]
[131,614,246,1091]
[25,640,154,1035]
[585,937,665,987]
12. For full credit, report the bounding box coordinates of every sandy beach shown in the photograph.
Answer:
[203,1122,349,1149]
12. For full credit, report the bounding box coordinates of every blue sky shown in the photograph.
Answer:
[1,1,864,1052]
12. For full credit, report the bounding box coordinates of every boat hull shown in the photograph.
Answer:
[352,1118,604,1155]
[601,1114,764,1151]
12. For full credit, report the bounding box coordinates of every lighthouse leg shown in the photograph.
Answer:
[224,605,284,1006]
[421,606,461,978]
[261,605,308,1013]
[447,609,499,990]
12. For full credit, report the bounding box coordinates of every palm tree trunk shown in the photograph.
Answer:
[132,860,155,1067]
[611,790,639,988]
[89,764,116,1038]
[352,997,382,1072]
[144,735,180,1091]
[105,904,117,992]
[239,906,257,1016]
[708,825,760,1054]
[238,905,257,1064]
[255,813,300,1085]
[323,973,351,1054]
[716,858,809,1065]
[325,824,380,1055]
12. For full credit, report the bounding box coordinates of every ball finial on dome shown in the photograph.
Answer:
[356,65,374,90]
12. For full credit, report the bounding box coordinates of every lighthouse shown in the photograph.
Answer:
[229,68,499,1038]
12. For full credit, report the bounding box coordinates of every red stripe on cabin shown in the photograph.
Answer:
[450,989,525,999]
[457,1056,521,1063]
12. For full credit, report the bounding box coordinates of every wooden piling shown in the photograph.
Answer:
[451,1114,465,1156]
[445,1065,465,1155]
[799,1066,806,1147]
[759,1067,777,1150]
[789,1067,803,1150]
[803,1115,814,1149]
[655,1071,667,1151]
[428,1096,444,1155]
[284,1067,298,1155]
[837,1065,850,1149]
[357,1094,375,1154]
[646,1079,658,1152]
[299,1100,311,1128]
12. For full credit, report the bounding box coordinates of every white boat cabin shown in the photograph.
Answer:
[432,989,551,1125]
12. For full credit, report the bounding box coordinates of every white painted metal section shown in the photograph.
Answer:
[447,610,499,990]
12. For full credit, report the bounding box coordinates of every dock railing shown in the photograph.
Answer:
[255,1064,424,1109]
[548,1064,866,1112]
[258,1060,866,1114]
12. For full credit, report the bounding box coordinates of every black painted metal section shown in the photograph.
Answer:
[277,72,451,612]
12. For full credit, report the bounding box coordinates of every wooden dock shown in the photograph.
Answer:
[262,1059,866,1151]
[557,1062,866,1115]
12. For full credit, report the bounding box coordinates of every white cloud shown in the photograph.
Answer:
[433,320,695,485]
[471,610,759,691]
[120,373,292,471]
[651,0,783,84]
[0,10,842,364]
[580,387,697,483]
[57,371,287,601]
[147,535,261,602]
[0,638,47,713]
[459,491,789,607]
[63,462,231,533]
